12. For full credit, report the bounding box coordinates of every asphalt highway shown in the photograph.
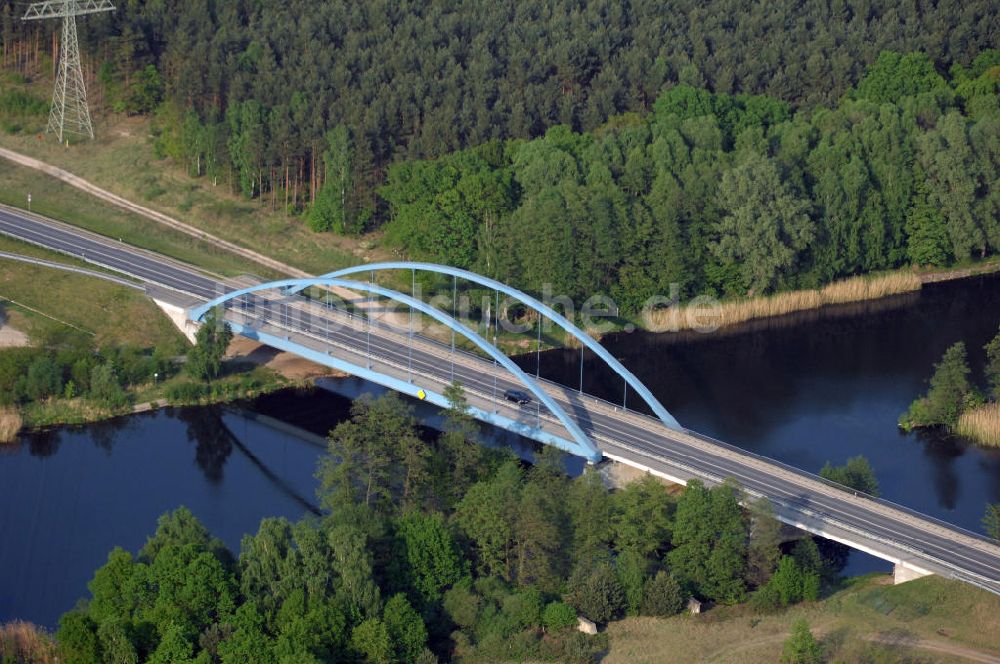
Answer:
[2,204,1000,595]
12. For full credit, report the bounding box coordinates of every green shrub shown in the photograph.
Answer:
[501,588,543,629]
[781,618,823,663]
[752,556,821,611]
[443,583,480,630]
[0,89,48,116]
[165,380,209,404]
[542,601,577,631]
[88,364,130,410]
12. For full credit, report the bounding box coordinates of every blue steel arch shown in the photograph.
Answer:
[292,262,681,432]
[189,277,603,462]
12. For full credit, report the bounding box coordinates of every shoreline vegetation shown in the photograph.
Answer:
[0,621,56,664]
[647,271,924,334]
[957,402,1000,447]
[4,367,301,438]
[0,405,22,443]
[900,328,1000,448]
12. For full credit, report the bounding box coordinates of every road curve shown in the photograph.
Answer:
[2,204,1000,596]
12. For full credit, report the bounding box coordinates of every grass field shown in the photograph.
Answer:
[0,160,262,277]
[0,109,374,277]
[602,574,1000,663]
[0,233,186,349]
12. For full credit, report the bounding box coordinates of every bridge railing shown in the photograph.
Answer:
[599,427,1000,593]
[225,286,998,548]
[685,428,998,546]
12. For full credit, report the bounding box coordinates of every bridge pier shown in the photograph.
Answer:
[151,293,200,344]
[597,455,944,586]
[893,560,933,585]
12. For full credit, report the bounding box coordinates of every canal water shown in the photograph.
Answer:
[526,271,1000,537]
[1,271,998,627]
[0,396,336,629]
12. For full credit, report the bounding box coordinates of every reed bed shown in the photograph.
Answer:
[957,402,1000,447]
[564,325,609,349]
[0,406,22,443]
[646,272,922,333]
[0,621,57,664]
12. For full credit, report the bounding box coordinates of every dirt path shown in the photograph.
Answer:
[225,337,348,381]
[866,634,1000,664]
[712,622,1000,664]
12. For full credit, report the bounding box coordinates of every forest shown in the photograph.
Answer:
[0,2,998,305]
[52,388,859,663]
[378,53,1000,308]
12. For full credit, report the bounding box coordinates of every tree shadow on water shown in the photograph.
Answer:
[176,406,233,484]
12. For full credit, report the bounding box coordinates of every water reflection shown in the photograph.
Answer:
[15,416,133,458]
[23,428,60,457]
[523,272,1000,534]
[914,431,963,511]
[177,407,233,484]
[0,399,335,628]
[87,417,131,453]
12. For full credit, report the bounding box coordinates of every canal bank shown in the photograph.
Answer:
[522,271,1000,538]
[2,270,998,628]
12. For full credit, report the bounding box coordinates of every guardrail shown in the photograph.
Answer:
[3,216,993,586]
[239,286,1000,549]
[685,428,998,546]
[597,432,1000,594]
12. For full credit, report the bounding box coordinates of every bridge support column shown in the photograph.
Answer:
[152,297,199,344]
[893,560,932,585]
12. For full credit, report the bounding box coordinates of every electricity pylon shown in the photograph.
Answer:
[22,0,115,142]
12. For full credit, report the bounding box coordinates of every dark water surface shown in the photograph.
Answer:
[0,394,346,628]
[2,272,999,627]
[525,272,1000,542]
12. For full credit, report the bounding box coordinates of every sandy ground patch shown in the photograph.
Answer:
[224,336,348,381]
[0,323,28,348]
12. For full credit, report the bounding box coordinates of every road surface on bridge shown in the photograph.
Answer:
[2,203,1000,595]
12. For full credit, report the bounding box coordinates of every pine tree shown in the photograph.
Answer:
[984,328,1000,399]
[639,571,685,616]
[900,342,976,429]
[747,497,783,586]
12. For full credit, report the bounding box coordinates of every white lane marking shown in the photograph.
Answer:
[4,212,998,584]
[0,217,219,296]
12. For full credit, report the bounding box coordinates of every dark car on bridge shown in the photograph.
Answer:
[503,389,532,405]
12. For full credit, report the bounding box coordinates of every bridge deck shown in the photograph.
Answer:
[2,203,999,595]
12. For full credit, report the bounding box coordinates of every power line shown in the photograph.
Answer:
[22,0,115,142]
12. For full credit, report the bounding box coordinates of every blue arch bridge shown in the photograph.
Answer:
[0,206,1000,594]
[191,262,680,464]
[185,261,1000,595]
[1,201,996,597]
